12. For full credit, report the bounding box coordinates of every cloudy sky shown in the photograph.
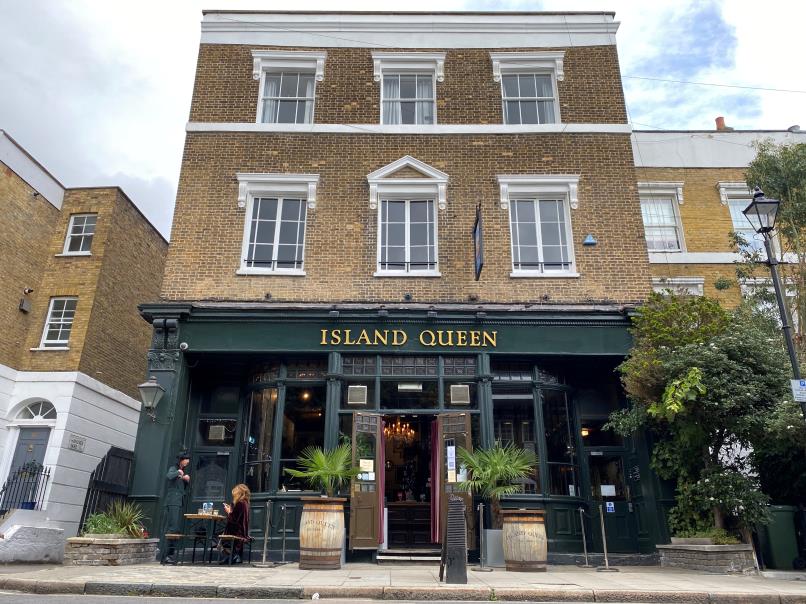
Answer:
[1,0,803,239]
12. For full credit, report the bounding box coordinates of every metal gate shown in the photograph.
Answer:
[78,447,134,532]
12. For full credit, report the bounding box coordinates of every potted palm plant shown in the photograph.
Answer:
[456,443,538,569]
[284,443,358,570]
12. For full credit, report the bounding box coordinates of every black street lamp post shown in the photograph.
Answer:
[742,188,803,398]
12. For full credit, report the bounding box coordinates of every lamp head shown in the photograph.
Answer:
[743,187,780,234]
[137,376,165,411]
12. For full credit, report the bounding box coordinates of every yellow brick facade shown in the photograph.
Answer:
[0,165,168,398]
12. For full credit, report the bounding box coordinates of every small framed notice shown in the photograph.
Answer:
[600,484,617,497]
[359,459,374,472]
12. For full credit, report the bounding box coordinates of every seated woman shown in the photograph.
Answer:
[219,483,250,564]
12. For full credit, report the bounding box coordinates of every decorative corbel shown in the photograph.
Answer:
[238,181,248,209]
[252,57,262,81]
[554,56,565,82]
[437,183,447,210]
[568,182,579,210]
[369,183,378,210]
[435,59,445,83]
[499,182,509,210]
[676,184,684,205]
[307,181,318,209]
[373,58,382,83]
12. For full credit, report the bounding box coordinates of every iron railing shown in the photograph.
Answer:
[0,461,51,514]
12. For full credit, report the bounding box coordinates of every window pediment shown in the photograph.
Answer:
[371,52,446,82]
[490,51,565,82]
[236,173,319,209]
[367,156,449,210]
[251,50,327,81]
[639,181,684,205]
[497,174,579,210]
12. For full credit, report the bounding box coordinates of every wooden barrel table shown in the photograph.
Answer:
[298,496,346,570]
[502,508,547,572]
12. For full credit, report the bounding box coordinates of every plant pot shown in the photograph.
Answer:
[502,509,547,572]
[483,528,505,568]
[298,496,346,570]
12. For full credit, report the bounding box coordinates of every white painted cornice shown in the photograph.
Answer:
[497,174,580,210]
[201,12,619,48]
[490,51,565,82]
[366,156,449,210]
[371,52,446,82]
[187,122,632,135]
[236,173,320,209]
[638,181,684,204]
[251,50,327,81]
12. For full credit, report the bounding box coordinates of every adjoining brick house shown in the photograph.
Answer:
[133,10,675,563]
[633,124,805,306]
[0,129,167,537]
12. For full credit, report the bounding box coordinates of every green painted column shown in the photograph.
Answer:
[129,318,189,540]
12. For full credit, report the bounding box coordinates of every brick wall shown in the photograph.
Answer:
[189,45,627,125]
[18,188,111,371]
[17,188,167,396]
[162,132,651,304]
[79,190,168,398]
[0,161,60,368]
[637,167,751,306]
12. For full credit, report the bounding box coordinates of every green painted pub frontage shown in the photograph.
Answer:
[130,302,671,562]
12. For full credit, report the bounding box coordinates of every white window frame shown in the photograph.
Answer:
[367,156,448,277]
[638,182,685,253]
[490,52,564,125]
[251,50,326,125]
[372,52,445,126]
[376,197,439,276]
[38,297,77,350]
[60,213,97,256]
[235,173,319,276]
[719,182,771,254]
[497,175,579,278]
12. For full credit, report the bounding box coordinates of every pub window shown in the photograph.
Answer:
[580,418,624,448]
[286,357,327,379]
[491,360,532,382]
[200,385,240,415]
[193,454,230,501]
[341,380,376,409]
[492,384,539,494]
[197,418,237,447]
[542,388,579,497]
[251,361,281,384]
[443,356,477,377]
[445,380,478,409]
[536,366,565,385]
[381,355,437,376]
[342,355,378,376]
[380,380,438,409]
[279,385,326,491]
[244,387,278,493]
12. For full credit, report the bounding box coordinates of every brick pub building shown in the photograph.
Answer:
[133,11,670,562]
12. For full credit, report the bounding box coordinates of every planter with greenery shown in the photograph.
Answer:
[65,501,158,566]
[456,443,539,568]
[607,293,804,572]
[284,443,358,570]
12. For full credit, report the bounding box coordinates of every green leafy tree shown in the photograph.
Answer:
[736,140,806,360]
[609,293,798,536]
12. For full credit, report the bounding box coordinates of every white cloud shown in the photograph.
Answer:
[1,0,803,240]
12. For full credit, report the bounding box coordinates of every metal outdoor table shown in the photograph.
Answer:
[184,513,226,563]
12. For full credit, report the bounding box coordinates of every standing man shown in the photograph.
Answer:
[162,452,191,564]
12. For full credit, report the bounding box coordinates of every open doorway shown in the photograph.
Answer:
[383,415,433,549]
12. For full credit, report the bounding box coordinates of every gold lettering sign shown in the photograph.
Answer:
[320,329,496,348]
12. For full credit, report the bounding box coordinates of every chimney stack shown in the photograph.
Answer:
[715,116,733,131]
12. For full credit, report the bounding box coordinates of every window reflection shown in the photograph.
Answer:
[244,388,277,493]
[279,386,326,491]
[543,389,579,497]
[492,385,539,494]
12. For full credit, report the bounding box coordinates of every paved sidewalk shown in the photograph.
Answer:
[0,562,805,602]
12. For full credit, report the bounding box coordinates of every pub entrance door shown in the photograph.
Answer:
[348,412,475,554]
[587,452,639,553]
